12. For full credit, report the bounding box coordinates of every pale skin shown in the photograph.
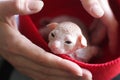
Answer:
[48,21,87,54]
[80,0,119,53]
[48,21,98,62]
[0,0,118,80]
[0,0,92,80]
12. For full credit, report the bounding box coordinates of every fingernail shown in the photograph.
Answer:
[28,0,44,13]
[91,4,104,18]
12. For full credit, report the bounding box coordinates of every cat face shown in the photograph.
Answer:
[48,29,77,54]
[48,21,87,54]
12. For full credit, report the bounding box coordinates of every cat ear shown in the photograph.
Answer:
[78,35,87,47]
[81,34,87,47]
[47,22,58,30]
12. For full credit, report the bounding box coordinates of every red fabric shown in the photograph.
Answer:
[19,0,120,80]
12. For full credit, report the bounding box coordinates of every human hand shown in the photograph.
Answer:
[0,0,92,80]
[80,0,119,53]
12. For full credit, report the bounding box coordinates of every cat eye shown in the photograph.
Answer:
[65,41,72,44]
[51,33,55,37]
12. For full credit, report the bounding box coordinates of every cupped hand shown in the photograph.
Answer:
[80,0,119,53]
[0,0,92,80]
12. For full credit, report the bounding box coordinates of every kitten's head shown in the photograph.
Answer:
[48,22,87,54]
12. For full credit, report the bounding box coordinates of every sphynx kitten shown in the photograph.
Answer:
[47,21,98,62]
[39,16,101,62]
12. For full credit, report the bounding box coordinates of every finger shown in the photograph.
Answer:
[99,0,119,53]
[4,35,83,77]
[89,19,107,45]
[80,0,104,18]
[0,0,44,16]
[10,53,82,80]
[82,68,92,80]
[5,53,80,78]
[17,68,81,80]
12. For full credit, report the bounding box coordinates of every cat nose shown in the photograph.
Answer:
[51,40,61,49]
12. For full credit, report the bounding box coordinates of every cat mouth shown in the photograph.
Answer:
[51,48,66,54]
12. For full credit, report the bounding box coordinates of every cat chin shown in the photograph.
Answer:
[51,49,68,54]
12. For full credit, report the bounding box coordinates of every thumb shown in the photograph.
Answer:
[80,0,104,18]
[0,0,44,16]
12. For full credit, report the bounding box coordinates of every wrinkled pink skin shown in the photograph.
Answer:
[48,22,87,54]
[47,21,99,62]
[39,16,105,62]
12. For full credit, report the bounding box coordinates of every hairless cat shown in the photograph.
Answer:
[39,16,101,62]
